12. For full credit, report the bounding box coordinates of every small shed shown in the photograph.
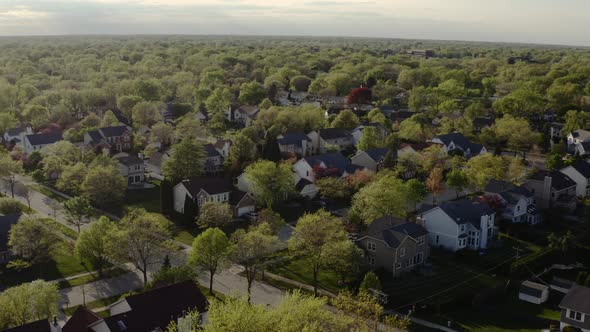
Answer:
[550,277,575,294]
[519,280,550,304]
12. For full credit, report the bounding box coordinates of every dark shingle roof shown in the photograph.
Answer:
[559,284,590,314]
[182,176,234,196]
[571,161,590,178]
[436,199,494,229]
[484,179,516,194]
[319,128,351,140]
[361,216,427,248]
[473,117,494,128]
[304,153,348,173]
[1,320,51,332]
[0,214,22,252]
[520,281,547,298]
[204,144,221,158]
[529,170,576,191]
[98,126,128,138]
[435,132,484,154]
[296,178,313,191]
[277,133,311,146]
[62,306,102,332]
[86,130,103,143]
[6,127,27,136]
[25,132,62,146]
[363,148,389,163]
[499,186,533,205]
[116,155,143,166]
[551,277,574,291]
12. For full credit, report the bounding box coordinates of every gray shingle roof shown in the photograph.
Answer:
[364,148,390,163]
[362,216,427,248]
[437,199,494,229]
[319,128,352,140]
[559,284,590,314]
[181,176,234,196]
[277,132,311,146]
[25,132,63,146]
[204,144,221,158]
[116,155,143,166]
[571,161,590,178]
[435,132,485,154]
[529,170,576,191]
[98,126,128,138]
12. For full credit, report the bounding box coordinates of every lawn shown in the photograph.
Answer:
[268,253,342,294]
[0,241,98,288]
[122,183,161,214]
[58,267,128,289]
[38,218,79,239]
[62,294,123,317]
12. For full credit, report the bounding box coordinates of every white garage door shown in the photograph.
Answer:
[237,205,255,216]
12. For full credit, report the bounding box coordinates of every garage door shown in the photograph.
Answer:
[237,205,255,216]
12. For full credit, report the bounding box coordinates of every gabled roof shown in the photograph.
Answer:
[304,153,348,172]
[116,155,143,166]
[86,130,103,144]
[499,186,533,205]
[571,129,590,142]
[25,132,62,146]
[559,284,590,314]
[432,199,494,229]
[360,216,427,248]
[277,132,311,146]
[6,126,28,137]
[0,214,22,252]
[570,160,590,178]
[204,144,221,158]
[236,105,259,117]
[529,170,576,191]
[181,176,234,196]
[579,142,590,153]
[550,277,574,291]
[318,128,352,140]
[1,319,51,332]
[214,139,231,149]
[98,126,129,138]
[434,132,484,154]
[62,306,102,332]
[296,177,313,191]
[363,148,390,163]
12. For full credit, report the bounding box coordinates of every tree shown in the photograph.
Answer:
[405,178,427,212]
[0,197,25,215]
[107,209,172,285]
[351,174,409,222]
[288,210,355,296]
[189,228,233,294]
[359,271,382,292]
[290,75,312,92]
[244,160,294,208]
[205,87,232,131]
[239,82,267,105]
[357,126,385,151]
[446,168,468,198]
[227,133,257,172]
[332,290,383,332]
[131,101,162,128]
[0,155,23,198]
[14,183,32,210]
[149,122,175,146]
[316,176,351,199]
[101,110,120,127]
[546,154,564,171]
[0,280,59,329]
[426,167,444,204]
[75,217,116,276]
[8,217,59,266]
[331,109,359,129]
[134,79,162,102]
[347,87,372,104]
[563,110,590,134]
[81,165,126,209]
[63,196,92,233]
[506,157,526,183]
[197,202,233,229]
[494,115,540,157]
[175,116,205,141]
[367,109,388,127]
[162,138,206,182]
[56,162,86,195]
[147,265,197,290]
[464,154,506,191]
[117,95,143,118]
[231,223,279,302]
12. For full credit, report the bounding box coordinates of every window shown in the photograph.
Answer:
[368,256,375,265]
[516,205,520,212]
[367,242,376,251]
[395,263,401,269]
[568,310,583,322]
[436,235,440,244]
[417,237,425,245]
[399,247,406,257]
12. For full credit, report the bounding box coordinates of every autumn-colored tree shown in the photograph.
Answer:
[426,167,444,205]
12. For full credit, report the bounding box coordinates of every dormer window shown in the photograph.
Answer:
[367,242,376,251]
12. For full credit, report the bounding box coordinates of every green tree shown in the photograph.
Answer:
[563,110,590,134]
[546,154,564,171]
[290,75,312,92]
[359,271,382,292]
[331,109,359,129]
[8,217,59,266]
[239,82,267,105]
[288,210,355,296]
[162,138,206,182]
[117,95,143,118]
[351,174,409,222]
[131,101,162,128]
[494,115,540,157]
[244,160,294,208]
[149,121,175,146]
[197,202,233,229]
[367,109,388,127]
[0,197,24,215]
[189,227,233,294]
[446,168,468,198]
[75,217,116,276]
[357,126,384,151]
[0,155,23,198]
[316,177,351,199]
[134,79,162,101]
[405,178,427,212]
[227,133,257,171]
[0,280,59,329]
[464,154,506,190]
[56,162,86,195]
[63,196,92,233]
[81,164,126,209]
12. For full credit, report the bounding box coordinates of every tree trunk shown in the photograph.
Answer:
[312,267,318,297]
[77,223,81,234]
[142,269,148,285]
[209,270,214,295]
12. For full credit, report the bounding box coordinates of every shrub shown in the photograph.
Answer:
[0,197,24,214]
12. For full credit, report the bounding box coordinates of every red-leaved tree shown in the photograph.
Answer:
[347,87,372,104]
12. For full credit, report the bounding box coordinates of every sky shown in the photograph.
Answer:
[0,0,589,46]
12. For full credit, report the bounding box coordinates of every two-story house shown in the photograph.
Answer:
[350,148,391,172]
[484,179,541,224]
[227,105,259,127]
[549,122,565,144]
[418,199,496,252]
[214,139,231,160]
[24,132,63,154]
[523,170,577,210]
[4,125,33,150]
[307,128,353,154]
[560,161,590,198]
[559,284,590,332]
[173,176,234,213]
[293,152,363,183]
[0,214,22,264]
[429,132,487,158]
[84,125,132,153]
[115,155,145,186]
[204,143,224,173]
[277,132,313,158]
[567,129,590,154]
[357,216,429,277]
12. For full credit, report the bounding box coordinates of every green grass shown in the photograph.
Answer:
[62,294,123,316]
[38,218,78,239]
[0,241,99,287]
[122,183,161,214]
[31,184,67,202]
[268,253,342,294]
[58,267,128,289]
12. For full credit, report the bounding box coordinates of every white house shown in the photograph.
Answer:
[277,132,313,158]
[116,155,145,187]
[418,199,496,252]
[307,128,353,154]
[293,152,362,183]
[24,132,63,154]
[560,161,590,198]
[567,129,590,154]
[227,105,259,127]
[559,284,590,332]
[173,176,234,213]
[484,180,541,224]
[4,125,33,150]
[429,132,487,158]
[519,280,549,304]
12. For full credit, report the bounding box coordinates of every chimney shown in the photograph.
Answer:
[542,175,552,209]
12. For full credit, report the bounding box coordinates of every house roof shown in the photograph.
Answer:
[181,176,234,196]
[229,190,251,206]
[62,306,102,332]
[1,319,52,332]
[559,284,590,314]
[214,139,231,149]
[318,128,352,140]
[99,126,129,138]
[0,214,22,252]
[529,170,576,191]
[277,132,311,146]
[25,132,62,146]
[570,160,590,178]
[204,144,221,158]
[390,110,415,122]
[484,179,516,194]
[103,281,208,332]
[363,148,390,163]
[550,277,574,291]
[499,186,533,205]
[86,130,103,144]
[434,132,484,154]
[6,126,28,137]
[116,155,143,166]
[304,152,349,174]
[519,280,548,298]
[435,199,494,229]
[579,142,590,153]
[361,216,427,248]
[296,177,313,191]
[571,129,590,142]
[237,105,259,118]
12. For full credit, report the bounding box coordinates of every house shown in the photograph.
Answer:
[523,170,577,210]
[484,180,541,224]
[173,176,234,213]
[559,284,590,332]
[351,123,388,145]
[567,129,590,154]
[390,110,415,124]
[560,161,590,198]
[204,144,224,173]
[277,132,313,158]
[307,128,353,154]
[62,281,208,332]
[24,132,63,154]
[429,132,487,158]
[418,199,496,252]
[0,214,22,264]
[227,105,259,127]
[575,142,590,157]
[350,148,391,172]
[214,139,231,160]
[144,149,170,180]
[84,125,132,153]
[549,122,565,144]
[2,319,60,332]
[357,216,429,277]
[550,277,575,294]
[519,280,549,304]
[229,190,256,217]
[293,152,362,183]
[116,155,145,187]
[406,49,435,58]
[4,125,33,149]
